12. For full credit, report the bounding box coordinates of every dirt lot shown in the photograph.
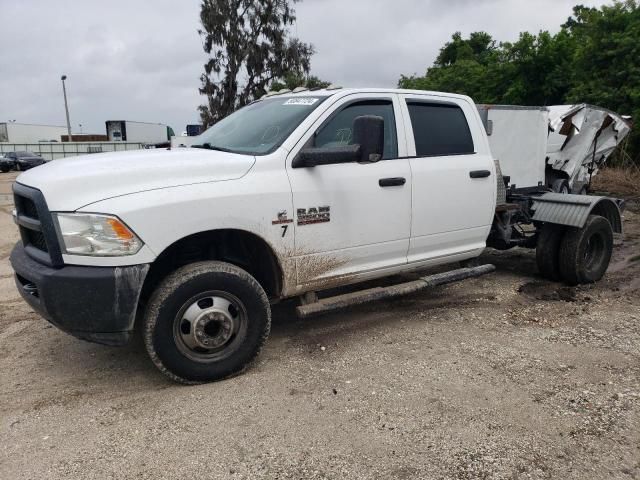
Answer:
[1,170,639,479]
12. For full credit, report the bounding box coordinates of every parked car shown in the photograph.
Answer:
[3,151,45,171]
[0,155,14,173]
[9,87,622,384]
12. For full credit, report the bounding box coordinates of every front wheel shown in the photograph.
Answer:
[143,261,271,384]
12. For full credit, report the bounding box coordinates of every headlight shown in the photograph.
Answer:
[53,213,143,256]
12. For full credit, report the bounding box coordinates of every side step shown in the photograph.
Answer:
[296,264,496,318]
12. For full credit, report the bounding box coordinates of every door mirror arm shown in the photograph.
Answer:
[292,145,361,168]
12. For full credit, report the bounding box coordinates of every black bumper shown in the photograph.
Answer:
[10,243,149,346]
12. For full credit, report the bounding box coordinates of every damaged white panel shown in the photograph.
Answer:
[477,103,631,191]
[476,105,549,188]
[546,104,632,190]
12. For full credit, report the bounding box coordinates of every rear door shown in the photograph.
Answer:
[400,95,495,264]
[286,93,412,287]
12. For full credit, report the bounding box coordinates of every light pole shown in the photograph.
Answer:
[61,75,72,142]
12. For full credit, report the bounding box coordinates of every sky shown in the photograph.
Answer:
[0,0,608,136]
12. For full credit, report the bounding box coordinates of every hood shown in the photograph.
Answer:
[15,148,256,210]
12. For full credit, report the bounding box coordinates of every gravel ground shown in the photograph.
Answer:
[1,170,639,479]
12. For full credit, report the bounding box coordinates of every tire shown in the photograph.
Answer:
[0,167,9,173]
[559,215,613,286]
[143,261,271,384]
[552,179,570,194]
[536,224,565,281]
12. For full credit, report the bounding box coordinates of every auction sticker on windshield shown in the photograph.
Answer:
[284,98,320,106]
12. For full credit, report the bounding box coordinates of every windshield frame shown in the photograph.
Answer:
[193,95,329,157]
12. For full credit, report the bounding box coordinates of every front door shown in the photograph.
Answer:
[286,93,412,288]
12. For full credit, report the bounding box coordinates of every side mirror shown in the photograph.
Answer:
[291,114,385,168]
[353,115,384,163]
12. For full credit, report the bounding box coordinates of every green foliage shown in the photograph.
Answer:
[400,1,640,163]
[269,73,331,91]
[198,0,314,127]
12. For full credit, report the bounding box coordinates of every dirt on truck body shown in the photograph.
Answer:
[1,171,639,479]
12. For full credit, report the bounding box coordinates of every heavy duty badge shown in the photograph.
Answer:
[297,206,331,225]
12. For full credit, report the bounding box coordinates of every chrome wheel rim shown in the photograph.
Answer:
[173,291,248,362]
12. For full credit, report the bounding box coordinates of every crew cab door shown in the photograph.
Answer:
[286,93,411,288]
[399,94,495,264]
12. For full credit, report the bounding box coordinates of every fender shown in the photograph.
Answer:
[531,193,623,233]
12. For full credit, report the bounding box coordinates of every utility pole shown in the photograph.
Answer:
[61,75,72,142]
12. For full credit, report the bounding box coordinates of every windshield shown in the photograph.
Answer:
[194,96,327,155]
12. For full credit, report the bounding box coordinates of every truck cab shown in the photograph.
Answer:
[9,88,620,383]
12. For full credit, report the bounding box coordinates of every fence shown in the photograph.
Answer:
[0,142,145,161]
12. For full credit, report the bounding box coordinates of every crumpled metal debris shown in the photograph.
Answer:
[546,104,632,190]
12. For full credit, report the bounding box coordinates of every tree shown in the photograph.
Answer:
[564,1,640,163]
[399,1,640,164]
[269,72,331,91]
[198,0,314,127]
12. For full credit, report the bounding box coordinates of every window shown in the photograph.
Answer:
[196,96,327,156]
[314,100,398,159]
[407,102,474,157]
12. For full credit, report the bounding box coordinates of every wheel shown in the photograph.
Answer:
[0,167,9,173]
[536,224,565,281]
[143,261,271,384]
[551,179,570,194]
[559,215,613,285]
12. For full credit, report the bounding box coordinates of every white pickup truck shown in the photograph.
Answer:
[10,88,623,383]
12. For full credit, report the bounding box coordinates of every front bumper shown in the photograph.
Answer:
[10,242,149,346]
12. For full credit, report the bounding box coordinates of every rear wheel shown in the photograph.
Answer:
[0,166,9,173]
[559,215,613,285]
[143,261,271,384]
[552,179,570,194]
[536,224,565,281]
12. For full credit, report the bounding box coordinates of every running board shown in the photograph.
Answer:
[296,264,496,318]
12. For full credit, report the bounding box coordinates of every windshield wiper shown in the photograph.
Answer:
[191,143,234,153]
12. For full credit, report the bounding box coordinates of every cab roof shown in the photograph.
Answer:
[259,87,472,102]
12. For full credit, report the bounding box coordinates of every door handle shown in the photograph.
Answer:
[469,170,491,179]
[379,177,406,187]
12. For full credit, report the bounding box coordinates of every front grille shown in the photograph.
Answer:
[18,196,39,219]
[25,229,48,252]
[13,183,63,268]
